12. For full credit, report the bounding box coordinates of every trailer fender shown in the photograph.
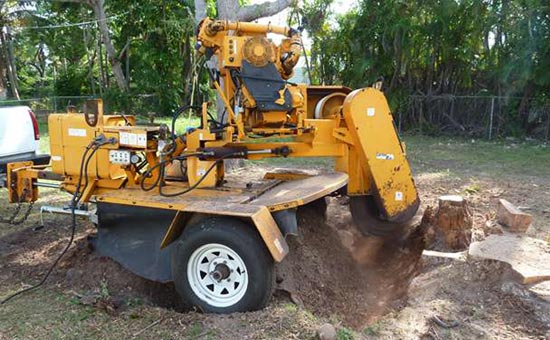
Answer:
[161,206,289,263]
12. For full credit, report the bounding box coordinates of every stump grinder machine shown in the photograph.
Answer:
[3,18,419,312]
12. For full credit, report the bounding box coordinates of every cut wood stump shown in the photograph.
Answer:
[469,234,550,284]
[497,199,533,233]
[430,195,473,250]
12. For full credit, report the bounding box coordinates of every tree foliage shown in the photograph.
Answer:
[304,0,550,133]
[2,0,550,136]
[3,1,199,114]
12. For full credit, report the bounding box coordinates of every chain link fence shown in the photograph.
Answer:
[0,94,160,117]
[396,95,550,140]
[2,94,549,140]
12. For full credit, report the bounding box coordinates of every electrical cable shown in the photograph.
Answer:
[19,12,129,30]
[159,153,240,197]
[0,137,114,305]
[78,144,102,204]
[139,153,202,192]
[171,105,201,139]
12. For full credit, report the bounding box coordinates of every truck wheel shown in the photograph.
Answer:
[171,216,274,313]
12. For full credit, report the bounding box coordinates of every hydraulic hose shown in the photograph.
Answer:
[0,136,115,305]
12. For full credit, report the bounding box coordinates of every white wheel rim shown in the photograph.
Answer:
[187,243,249,308]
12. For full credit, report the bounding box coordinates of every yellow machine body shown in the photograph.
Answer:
[7,18,420,266]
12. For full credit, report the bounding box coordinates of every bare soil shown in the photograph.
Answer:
[1,139,550,339]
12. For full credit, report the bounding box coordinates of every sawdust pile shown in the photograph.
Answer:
[60,234,184,310]
[58,196,429,328]
[275,197,428,328]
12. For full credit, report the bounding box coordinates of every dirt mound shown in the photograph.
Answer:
[60,234,183,310]
[275,197,428,328]
[0,217,182,311]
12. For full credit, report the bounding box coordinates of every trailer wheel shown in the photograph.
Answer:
[171,216,274,313]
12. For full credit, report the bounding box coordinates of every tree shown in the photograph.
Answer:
[194,0,295,23]
[111,0,196,113]
[54,0,128,92]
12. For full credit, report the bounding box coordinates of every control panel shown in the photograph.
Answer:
[109,150,132,165]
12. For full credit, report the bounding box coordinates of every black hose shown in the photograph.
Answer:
[73,145,93,202]
[139,153,203,192]
[140,159,166,192]
[78,144,101,204]
[159,152,239,197]
[0,139,100,305]
[171,105,201,139]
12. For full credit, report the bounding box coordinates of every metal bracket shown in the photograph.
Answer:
[39,205,97,228]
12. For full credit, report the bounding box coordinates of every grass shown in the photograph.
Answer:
[37,116,49,154]
[404,134,550,178]
[0,284,322,339]
[0,287,129,338]
[337,327,355,340]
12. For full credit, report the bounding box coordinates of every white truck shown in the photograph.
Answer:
[0,106,50,177]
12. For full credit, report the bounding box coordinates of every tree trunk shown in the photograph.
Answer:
[0,31,9,99]
[217,0,295,21]
[217,0,240,20]
[98,34,106,92]
[54,0,128,92]
[390,26,402,91]
[236,0,294,21]
[181,34,193,105]
[2,28,19,99]
[89,0,128,91]
[518,81,533,131]
[83,26,96,95]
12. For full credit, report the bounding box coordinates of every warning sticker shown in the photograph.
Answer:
[68,128,86,137]
[274,238,284,253]
[119,132,147,147]
[376,152,395,160]
[367,107,376,116]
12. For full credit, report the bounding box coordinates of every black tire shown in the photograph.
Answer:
[349,195,407,237]
[170,216,274,313]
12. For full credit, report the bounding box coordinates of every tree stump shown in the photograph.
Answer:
[431,195,473,250]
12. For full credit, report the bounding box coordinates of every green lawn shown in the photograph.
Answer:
[37,117,50,154]
[403,134,550,178]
